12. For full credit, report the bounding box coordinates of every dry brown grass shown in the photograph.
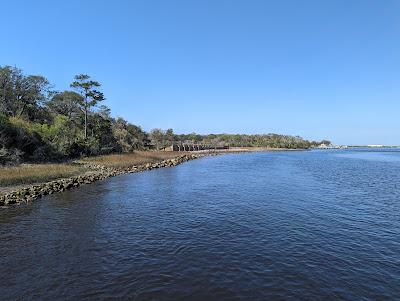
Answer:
[0,151,187,191]
[0,164,87,187]
[80,151,187,169]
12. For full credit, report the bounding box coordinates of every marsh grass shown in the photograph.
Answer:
[0,151,186,190]
[80,151,187,169]
[0,164,87,187]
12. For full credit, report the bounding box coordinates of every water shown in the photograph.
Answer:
[1,149,399,300]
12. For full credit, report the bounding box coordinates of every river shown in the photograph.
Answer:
[0,149,399,300]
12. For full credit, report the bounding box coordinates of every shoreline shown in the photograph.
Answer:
[0,148,304,208]
[0,154,205,207]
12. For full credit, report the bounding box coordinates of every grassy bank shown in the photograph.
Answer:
[0,148,293,197]
[79,151,189,169]
[0,164,88,188]
[0,151,188,193]
[0,153,200,206]
[0,148,296,190]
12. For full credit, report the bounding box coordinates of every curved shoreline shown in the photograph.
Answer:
[0,148,305,208]
[0,154,204,207]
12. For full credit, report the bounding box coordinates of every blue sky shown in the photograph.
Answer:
[1,0,400,145]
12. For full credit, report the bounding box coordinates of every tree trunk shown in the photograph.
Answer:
[84,95,88,139]
[18,101,26,117]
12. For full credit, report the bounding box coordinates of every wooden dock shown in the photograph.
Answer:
[171,144,229,151]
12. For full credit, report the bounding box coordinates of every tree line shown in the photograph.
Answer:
[0,65,328,165]
[151,131,329,150]
[0,65,151,164]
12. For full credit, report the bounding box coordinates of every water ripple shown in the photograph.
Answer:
[0,149,400,300]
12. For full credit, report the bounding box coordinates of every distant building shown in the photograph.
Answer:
[314,143,348,149]
[318,143,330,149]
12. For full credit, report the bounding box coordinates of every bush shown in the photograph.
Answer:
[0,113,16,148]
[0,114,52,163]
[66,136,100,157]
[7,116,59,161]
[0,147,23,165]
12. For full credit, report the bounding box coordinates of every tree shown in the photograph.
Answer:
[90,112,116,154]
[19,75,52,120]
[165,128,175,145]
[33,115,79,156]
[320,140,332,146]
[70,74,104,139]
[0,66,52,121]
[47,91,82,123]
[112,118,150,152]
[150,128,165,150]
[97,105,111,119]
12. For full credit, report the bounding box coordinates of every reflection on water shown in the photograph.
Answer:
[0,149,399,300]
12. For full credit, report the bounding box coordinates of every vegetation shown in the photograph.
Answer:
[0,65,328,165]
[0,65,150,164]
[0,164,87,187]
[80,151,188,169]
[70,74,105,139]
[173,133,324,149]
[0,151,184,189]
[150,130,328,150]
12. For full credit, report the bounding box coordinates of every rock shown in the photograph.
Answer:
[3,154,203,207]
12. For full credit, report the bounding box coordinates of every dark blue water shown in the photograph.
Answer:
[1,149,399,300]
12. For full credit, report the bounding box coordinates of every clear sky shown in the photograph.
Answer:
[1,0,400,145]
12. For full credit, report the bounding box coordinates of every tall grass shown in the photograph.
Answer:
[0,151,186,189]
[0,164,87,187]
[80,151,187,168]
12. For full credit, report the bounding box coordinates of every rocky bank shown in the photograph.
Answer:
[0,154,203,207]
